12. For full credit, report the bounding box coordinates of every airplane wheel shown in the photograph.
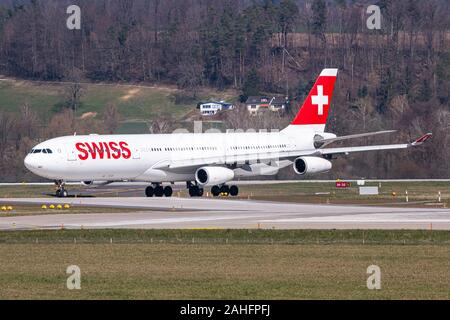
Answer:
[57,189,68,198]
[229,185,239,197]
[164,186,173,197]
[154,186,164,197]
[211,185,220,197]
[189,186,204,197]
[220,185,230,194]
[145,186,154,197]
[189,186,199,197]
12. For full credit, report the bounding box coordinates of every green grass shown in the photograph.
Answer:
[0,185,56,198]
[0,81,186,121]
[0,229,449,245]
[116,121,149,134]
[240,181,450,206]
[0,78,238,124]
[78,85,188,120]
[0,81,61,118]
[0,229,449,299]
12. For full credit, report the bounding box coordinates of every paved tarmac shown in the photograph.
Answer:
[1,197,449,230]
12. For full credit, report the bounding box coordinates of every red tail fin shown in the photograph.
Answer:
[291,69,338,127]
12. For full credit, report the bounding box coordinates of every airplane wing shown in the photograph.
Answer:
[316,130,397,148]
[303,132,432,158]
[152,133,432,170]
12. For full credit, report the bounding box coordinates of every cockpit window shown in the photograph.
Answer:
[30,148,53,154]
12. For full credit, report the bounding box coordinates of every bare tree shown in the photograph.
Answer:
[64,68,84,115]
[149,116,173,134]
[103,103,121,134]
[45,109,75,138]
[0,111,16,147]
[18,103,40,138]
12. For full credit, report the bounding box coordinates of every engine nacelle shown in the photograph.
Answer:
[293,157,332,175]
[195,167,235,186]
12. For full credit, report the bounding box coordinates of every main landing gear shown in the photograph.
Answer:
[187,182,203,197]
[145,184,173,198]
[144,182,239,198]
[55,180,69,198]
[189,182,239,198]
[210,184,239,197]
[188,186,204,197]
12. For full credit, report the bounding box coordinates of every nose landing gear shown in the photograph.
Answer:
[55,180,69,198]
[56,189,69,198]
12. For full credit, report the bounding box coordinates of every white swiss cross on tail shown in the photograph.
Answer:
[288,68,338,133]
[311,85,328,116]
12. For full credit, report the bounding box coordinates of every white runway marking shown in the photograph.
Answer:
[66,213,279,228]
[0,197,449,230]
[262,211,450,222]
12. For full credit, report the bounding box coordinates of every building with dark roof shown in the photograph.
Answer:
[245,96,288,115]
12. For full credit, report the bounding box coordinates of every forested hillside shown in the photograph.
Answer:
[0,0,449,181]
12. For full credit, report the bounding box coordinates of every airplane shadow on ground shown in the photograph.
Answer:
[45,193,95,198]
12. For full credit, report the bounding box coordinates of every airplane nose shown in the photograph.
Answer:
[24,155,33,170]
[24,155,39,171]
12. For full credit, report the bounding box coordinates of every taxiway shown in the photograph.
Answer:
[0,197,449,230]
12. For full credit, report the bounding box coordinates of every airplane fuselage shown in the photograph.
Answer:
[24,130,317,182]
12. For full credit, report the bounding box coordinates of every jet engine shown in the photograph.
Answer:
[293,157,332,175]
[195,167,235,186]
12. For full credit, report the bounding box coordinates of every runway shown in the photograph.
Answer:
[1,197,450,230]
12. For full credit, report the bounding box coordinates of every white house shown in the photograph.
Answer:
[197,101,235,116]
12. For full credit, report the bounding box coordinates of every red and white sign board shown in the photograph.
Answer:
[336,181,351,188]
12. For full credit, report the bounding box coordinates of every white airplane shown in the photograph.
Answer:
[24,69,432,198]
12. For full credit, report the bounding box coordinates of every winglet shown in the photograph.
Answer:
[410,133,432,146]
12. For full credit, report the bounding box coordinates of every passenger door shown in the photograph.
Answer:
[132,146,141,160]
[67,146,78,161]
